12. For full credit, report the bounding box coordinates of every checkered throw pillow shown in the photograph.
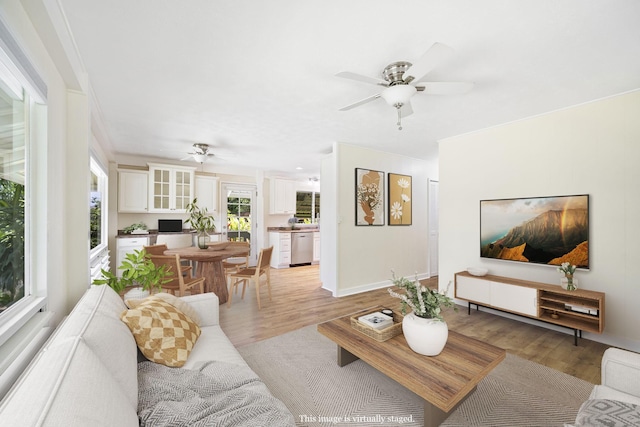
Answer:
[120,298,201,367]
[125,293,201,326]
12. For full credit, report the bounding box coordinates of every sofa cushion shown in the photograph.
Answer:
[0,337,138,426]
[183,325,247,369]
[42,285,139,409]
[590,385,640,407]
[121,298,201,367]
[179,292,220,327]
[126,292,201,325]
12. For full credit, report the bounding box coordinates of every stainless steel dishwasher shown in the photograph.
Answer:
[290,232,314,265]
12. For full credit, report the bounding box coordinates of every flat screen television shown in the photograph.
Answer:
[480,194,589,268]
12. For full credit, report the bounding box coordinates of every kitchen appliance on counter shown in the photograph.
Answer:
[291,232,313,266]
[158,219,182,232]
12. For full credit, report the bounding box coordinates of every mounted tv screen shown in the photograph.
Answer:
[480,194,589,268]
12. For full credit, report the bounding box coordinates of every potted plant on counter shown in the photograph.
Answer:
[185,198,216,249]
[388,271,456,356]
[122,222,149,234]
[93,249,170,296]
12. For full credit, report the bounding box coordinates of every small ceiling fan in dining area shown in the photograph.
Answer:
[336,42,474,130]
[181,143,221,164]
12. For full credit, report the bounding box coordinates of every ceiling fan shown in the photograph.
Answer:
[181,143,216,163]
[337,42,473,130]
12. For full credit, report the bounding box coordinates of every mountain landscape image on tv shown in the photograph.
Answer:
[480,194,589,268]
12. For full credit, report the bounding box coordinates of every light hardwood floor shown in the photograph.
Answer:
[219,265,608,384]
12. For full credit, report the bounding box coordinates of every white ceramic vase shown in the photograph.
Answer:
[402,312,448,356]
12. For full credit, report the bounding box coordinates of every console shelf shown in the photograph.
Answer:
[455,271,605,345]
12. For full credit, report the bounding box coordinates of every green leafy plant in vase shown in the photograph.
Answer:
[185,198,216,249]
[93,249,171,295]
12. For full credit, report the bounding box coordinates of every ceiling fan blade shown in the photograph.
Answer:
[403,42,455,84]
[339,93,381,111]
[415,81,474,94]
[180,155,192,161]
[336,71,389,87]
[400,101,414,118]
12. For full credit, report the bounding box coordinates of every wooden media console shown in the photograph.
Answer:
[454,271,605,346]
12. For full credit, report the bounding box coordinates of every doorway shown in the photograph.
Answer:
[221,183,257,265]
[428,179,439,277]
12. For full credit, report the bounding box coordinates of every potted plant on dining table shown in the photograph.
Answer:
[185,198,216,249]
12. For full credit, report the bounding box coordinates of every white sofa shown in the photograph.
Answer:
[569,348,640,426]
[0,285,294,426]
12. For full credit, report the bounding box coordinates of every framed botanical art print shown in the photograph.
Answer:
[355,168,384,226]
[388,173,412,225]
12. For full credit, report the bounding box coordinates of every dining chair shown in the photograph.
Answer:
[148,254,205,297]
[222,241,250,289]
[144,244,192,277]
[228,246,274,309]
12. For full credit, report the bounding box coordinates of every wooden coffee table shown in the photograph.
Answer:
[317,307,506,427]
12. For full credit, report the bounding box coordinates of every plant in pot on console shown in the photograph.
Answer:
[185,198,216,249]
[388,271,456,356]
[93,249,171,295]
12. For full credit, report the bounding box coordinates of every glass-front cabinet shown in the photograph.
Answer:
[148,163,195,212]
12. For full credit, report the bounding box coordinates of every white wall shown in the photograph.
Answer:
[320,142,437,296]
[439,90,640,350]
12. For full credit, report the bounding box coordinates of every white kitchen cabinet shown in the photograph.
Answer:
[269,232,291,268]
[269,178,296,214]
[194,175,219,213]
[118,169,149,213]
[312,232,320,264]
[115,236,149,277]
[148,163,196,213]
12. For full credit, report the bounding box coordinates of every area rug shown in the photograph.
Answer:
[237,325,593,427]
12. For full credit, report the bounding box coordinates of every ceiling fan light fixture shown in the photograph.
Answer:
[192,153,209,163]
[381,85,416,130]
[381,85,416,108]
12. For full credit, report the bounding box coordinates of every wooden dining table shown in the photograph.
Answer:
[164,245,249,304]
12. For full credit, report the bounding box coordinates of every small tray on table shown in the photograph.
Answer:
[349,306,404,342]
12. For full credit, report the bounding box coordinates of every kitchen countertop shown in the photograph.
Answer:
[267,227,319,233]
[116,230,222,238]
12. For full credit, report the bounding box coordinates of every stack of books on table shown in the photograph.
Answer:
[358,312,394,330]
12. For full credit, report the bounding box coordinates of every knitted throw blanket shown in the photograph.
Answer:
[138,360,295,426]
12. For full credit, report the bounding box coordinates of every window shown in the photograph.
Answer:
[89,157,109,283]
[89,158,107,251]
[296,191,320,223]
[0,75,27,314]
[0,18,49,392]
[226,190,252,242]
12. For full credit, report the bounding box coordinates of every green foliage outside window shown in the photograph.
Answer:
[90,194,101,249]
[0,179,25,312]
[227,196,251,242]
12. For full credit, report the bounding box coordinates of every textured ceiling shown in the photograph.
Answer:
[59,0,640,178]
